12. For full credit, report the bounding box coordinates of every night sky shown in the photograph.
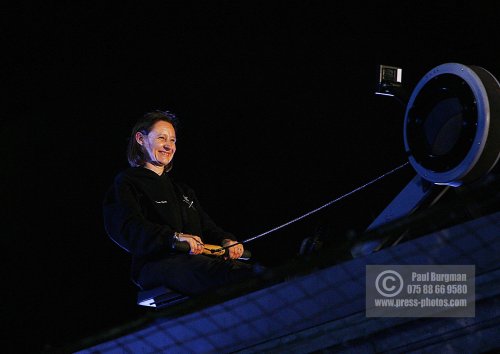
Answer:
[3,2,500,352]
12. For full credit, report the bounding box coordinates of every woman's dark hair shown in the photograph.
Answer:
[127,110,179,168]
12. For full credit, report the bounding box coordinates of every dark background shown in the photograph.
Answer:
[2,1,499,352]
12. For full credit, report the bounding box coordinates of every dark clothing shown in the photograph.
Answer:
[136,254,253,295]
[103,167,253,295]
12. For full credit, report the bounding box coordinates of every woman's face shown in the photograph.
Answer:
[137,120,177,168]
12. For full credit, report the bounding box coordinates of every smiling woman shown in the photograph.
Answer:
[128,115,177,173]
[103,110,260,295]
[135,121,177,170]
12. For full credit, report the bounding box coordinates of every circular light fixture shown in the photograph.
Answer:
[404,63,500,186]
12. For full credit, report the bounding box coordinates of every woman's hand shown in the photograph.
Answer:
[177,233,204,255]
[222,239,244,259]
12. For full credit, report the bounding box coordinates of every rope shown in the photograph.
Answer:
[241,161,410,244]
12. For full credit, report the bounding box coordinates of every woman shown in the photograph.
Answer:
[103,110,254,295]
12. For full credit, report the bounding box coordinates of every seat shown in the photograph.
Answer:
[137,286,188,308]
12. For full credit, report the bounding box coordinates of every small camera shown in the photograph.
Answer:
[379,65,402,85]
[375,65,405,102]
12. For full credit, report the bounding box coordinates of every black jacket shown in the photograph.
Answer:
[103,167,236,280]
